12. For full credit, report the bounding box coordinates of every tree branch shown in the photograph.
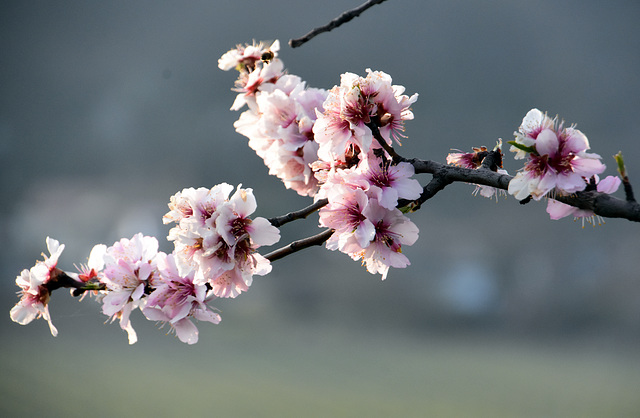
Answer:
[365,121,403,163]
[268,198,328,228]
[403,158,640,222]
[264,229,335,262]
[289,0,389,48]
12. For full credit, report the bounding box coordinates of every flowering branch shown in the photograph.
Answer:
[289,0,389,48]
[365,120,404,163]
[404,156,640,222]
[11,20,640,346]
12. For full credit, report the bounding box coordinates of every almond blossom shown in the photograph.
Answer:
[313,69,417,162]
[508,109,606,200]
[165,184,280,298]
[546,175,622,226]
[10,237,67,336]
[319,184,376,251]
[342,200,419,280]
[222,41,328,197]
[357,156,422,209]
[98,233,160,344]
[143,252,221,344]
[446,143,508,200]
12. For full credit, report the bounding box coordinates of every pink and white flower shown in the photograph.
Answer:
[546,175,621,226]
[313,69,417,162]
[99,233,160,344]
[218,40,280,72]
[10,237,67,336]
[342,201,419,280]
[357,156,422,209]
[319,184,376,251]
[508,109,606,200]
[143,252,221,344]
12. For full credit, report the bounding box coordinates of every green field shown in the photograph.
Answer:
[2,315,639,418]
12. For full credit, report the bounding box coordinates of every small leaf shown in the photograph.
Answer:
[614,151,627,178]
[507,140,536,154]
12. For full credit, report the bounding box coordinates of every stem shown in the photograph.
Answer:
[289,0,389,48]
[268,198,328,228]
[365,121,404,163]
[264,229,335,262]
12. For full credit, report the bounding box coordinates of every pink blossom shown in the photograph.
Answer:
[231,59,284,111]
[163,184,234,229]
[319,184,376,251]
[218,40,280,72]
[165,184,280,298]
[99,233,160,344]
[343,201,419,280]
[231,68,327,197]
[546,175,621,226]
[508,109,606,200]
[143,252,220,344]
[446,144,508,200]
[10,237,67,336]
[357,156,422,209]
[313,69,417,162]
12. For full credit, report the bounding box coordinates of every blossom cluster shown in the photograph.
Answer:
[10,184,278,345]
[313,70,422,279]
[446,109,622,224]
[10,237,65,337]
[221,41,423,280]
[11,40,629,345]
[220,40,328,197]
[163,183,280,298]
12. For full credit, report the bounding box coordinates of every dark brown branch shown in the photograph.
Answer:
[404,158,640,222]
[268,198,328,228]
[365,121,404,163]
[264,229,335,262]
[289,0,389,48]
[623,177,636,203]
[44,269,106,296]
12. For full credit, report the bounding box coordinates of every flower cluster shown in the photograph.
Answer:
[164,184,280,298]
[86,233,222,345]
[313,72,422,280]
[10,183,278,345]
[220,40,328,197]
[220,41,423,280]
[507,109,606,201]
[313,69,418,163]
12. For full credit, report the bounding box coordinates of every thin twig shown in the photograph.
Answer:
[264,229,335,262]
[289,0,389,48]
[623,177,636,203]
[268,198,328,228]
[365,121,404,163]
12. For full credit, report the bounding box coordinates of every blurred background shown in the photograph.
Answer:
[1,0,639,416]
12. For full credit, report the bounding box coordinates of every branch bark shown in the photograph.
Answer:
[404,157,640,222]
[264,229,335,262]
[268,198,328,227]
[289,0,389,48]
